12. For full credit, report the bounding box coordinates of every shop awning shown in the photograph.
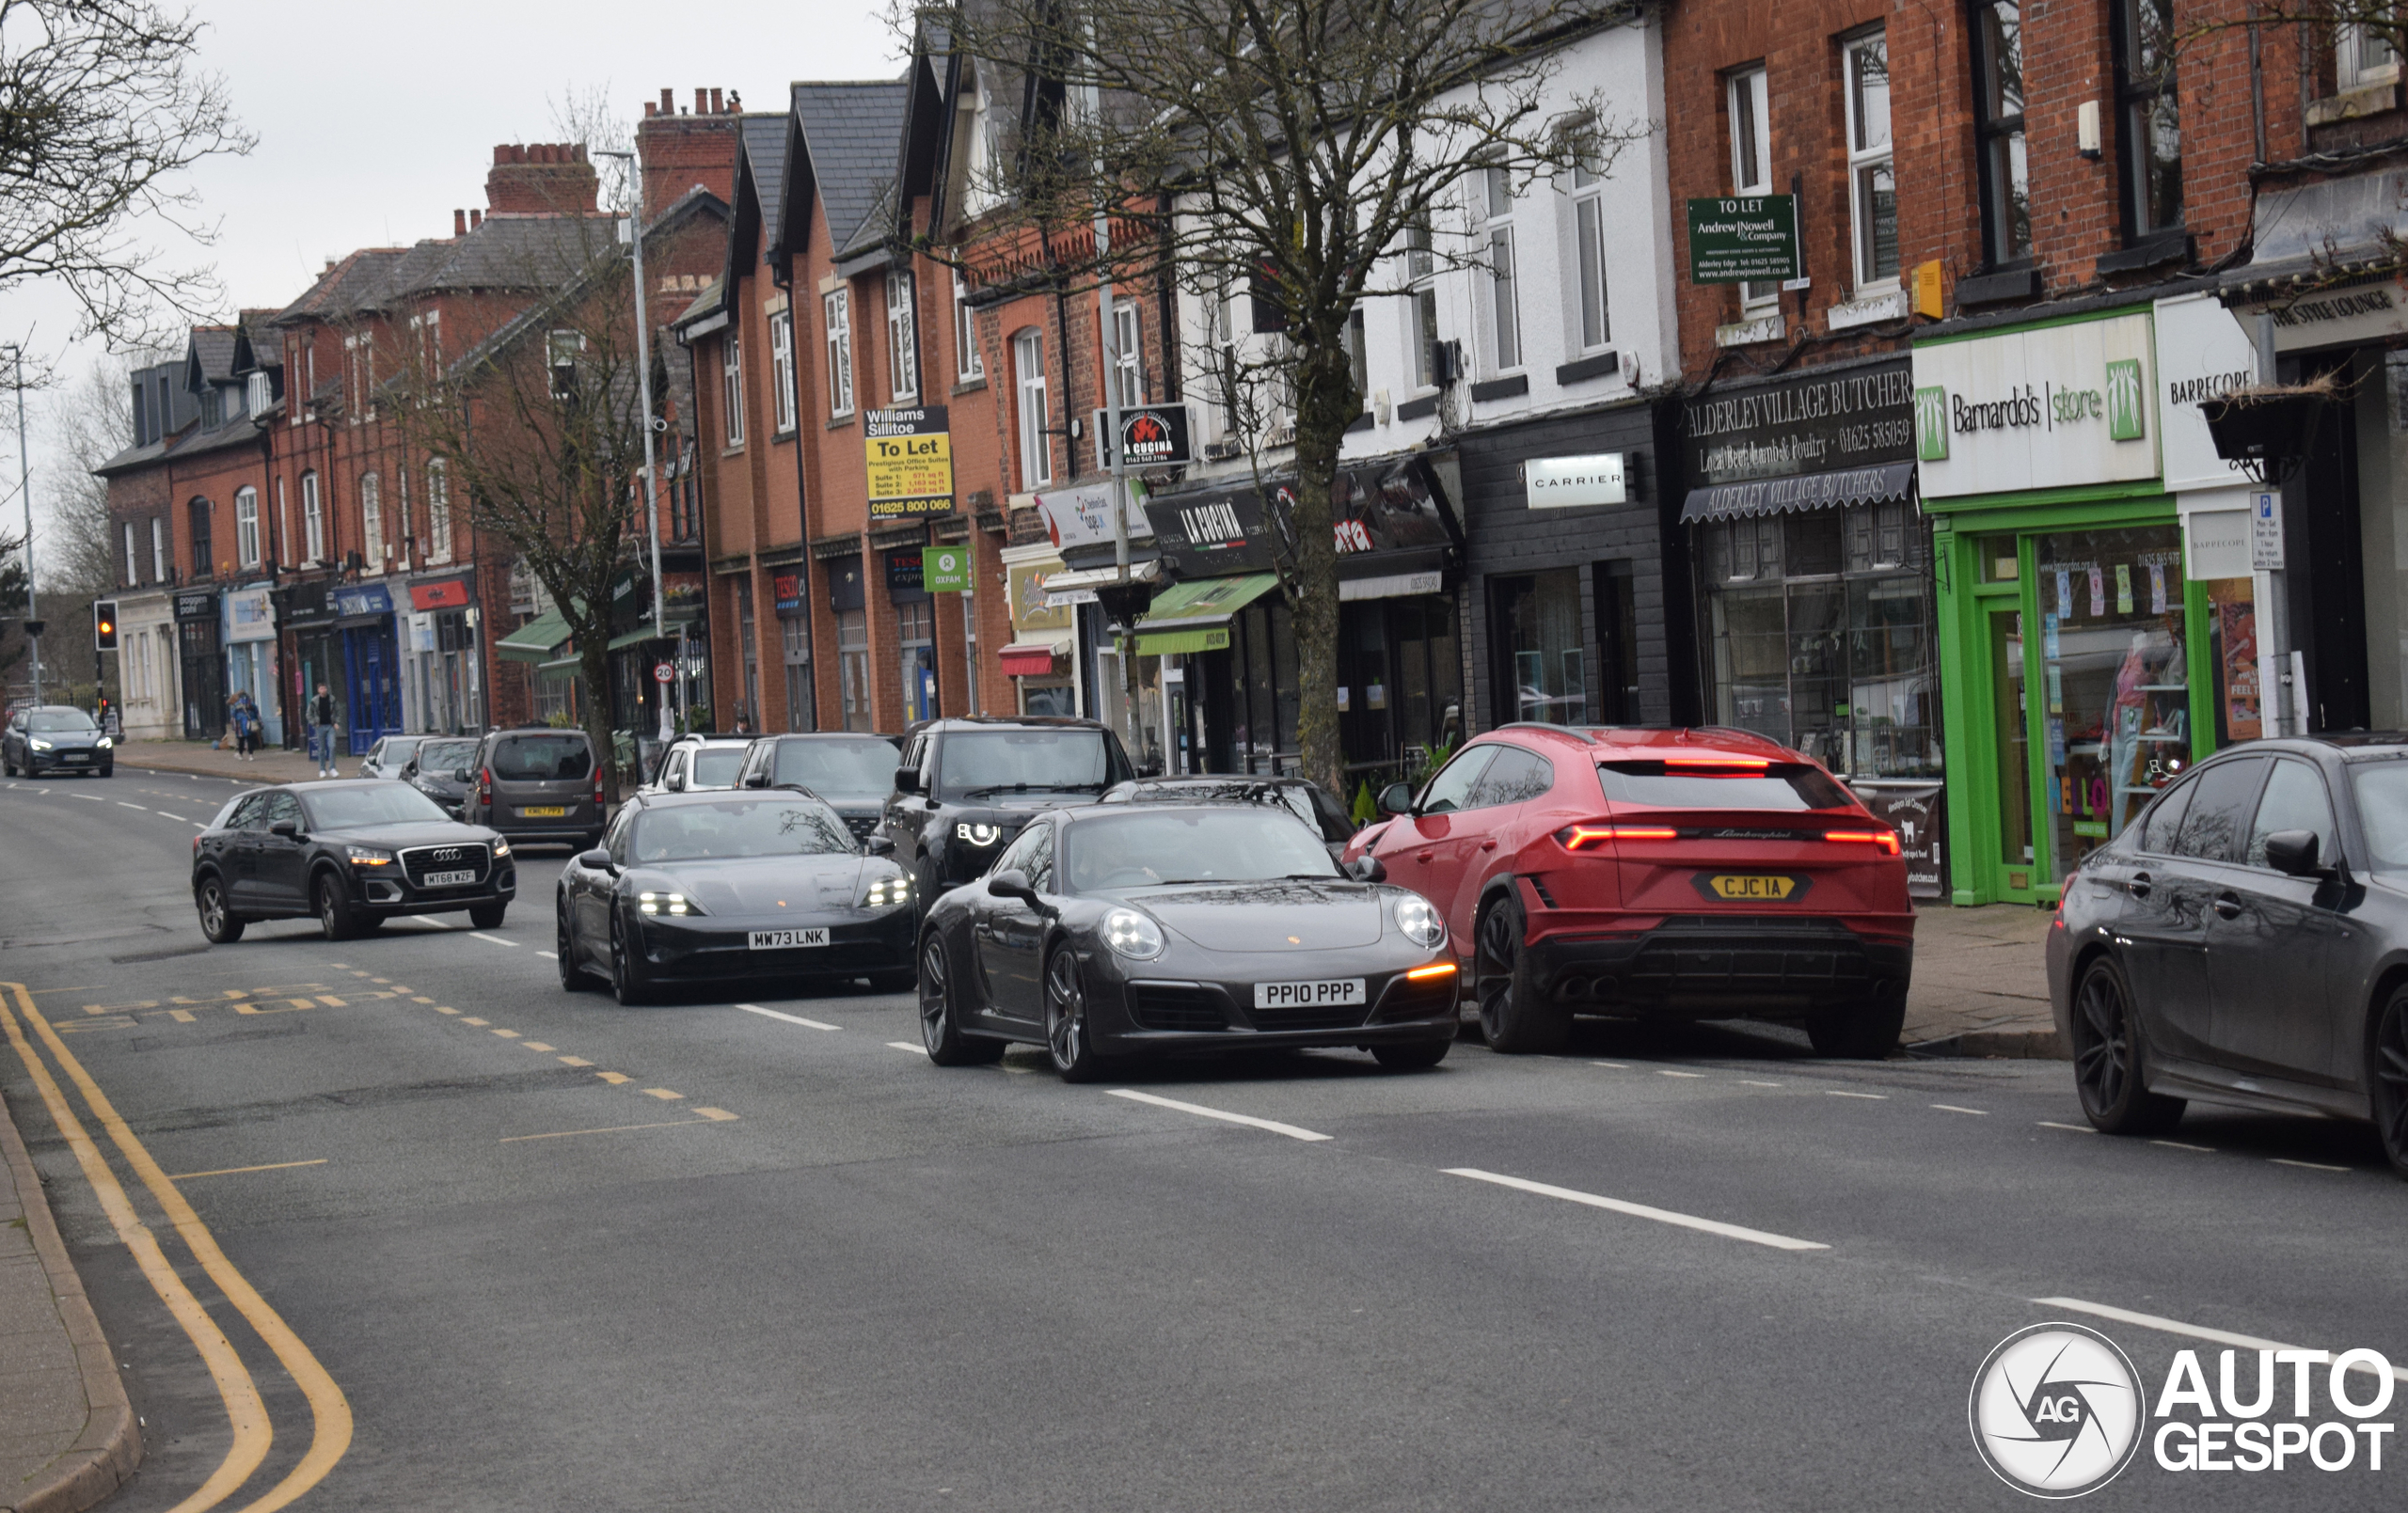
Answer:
[1679,461,1918,524]
[607,626,660,654]
[1132,572,1279,654]
[999,642,1060,676]
[1041,559,1162,607]
[495,608,570,664]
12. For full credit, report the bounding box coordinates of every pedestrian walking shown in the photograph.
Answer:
[732,708,754,735]
[310,683,338,777]
[231,691,260,760]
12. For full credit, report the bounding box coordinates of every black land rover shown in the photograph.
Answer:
[881,717,1133,911]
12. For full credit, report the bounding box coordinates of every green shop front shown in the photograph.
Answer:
[1917,307,2237,906]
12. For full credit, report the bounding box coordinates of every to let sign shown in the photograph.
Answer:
[1687,196,1799,284]
[863,406,954,519]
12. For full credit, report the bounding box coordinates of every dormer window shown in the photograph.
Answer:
[247,370,271,415]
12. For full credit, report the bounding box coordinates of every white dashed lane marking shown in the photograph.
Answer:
[1107,1089,1332,1143]
[469,932,515,948]
[1446,1168,1828,1253]
[737,1003,840,1031]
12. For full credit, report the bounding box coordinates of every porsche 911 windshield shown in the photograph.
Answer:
[632,800,852,861]
[1062,810,1340,891]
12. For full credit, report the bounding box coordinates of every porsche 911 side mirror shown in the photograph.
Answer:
[575,848,615,873]
[1348,854,1386,883]
[1378,781,1415,817]
[990,867,1049,913]
[863,834,896,857]
[2263,829,2324,878]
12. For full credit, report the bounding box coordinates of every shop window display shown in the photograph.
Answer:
[1701,502,1936,778]
[1493,567,1588,726]
[2034,526,2189,880]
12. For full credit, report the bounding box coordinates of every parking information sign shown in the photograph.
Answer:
[1686,196,1799,284]
[864,406,954,518]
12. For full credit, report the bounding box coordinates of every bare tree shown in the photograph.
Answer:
[382,216,652,796]
[42,347,159,595]
[0,0,252,346]
[905,0,1643,792]
[0,524,28,682]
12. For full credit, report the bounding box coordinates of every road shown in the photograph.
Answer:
[2,767,2403,1510]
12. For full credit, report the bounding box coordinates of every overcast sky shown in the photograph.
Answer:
[1,0,904,566]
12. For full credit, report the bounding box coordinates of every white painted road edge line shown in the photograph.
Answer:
[2036,1297,2408,1384]
[737,1003,840,1031]
[1446,1168,1828,1252]
[1108,1088,1333,1143]
[469,932,516,948]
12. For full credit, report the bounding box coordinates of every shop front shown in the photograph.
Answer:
[1454,398,1694,737]
[330,582,402,755]
[275,578,339,751]
[885,547,941,724]
[173,588,222,740]
[999,545,1078,717]
[116,589,180,743]
[1034,482,1161,762]
[1680,358,1941,890]
[402,573,483,736]
[1918,305,2221,906]
[220,581,281,746]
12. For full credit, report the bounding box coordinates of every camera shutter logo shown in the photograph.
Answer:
[1969,1323,2144,1498]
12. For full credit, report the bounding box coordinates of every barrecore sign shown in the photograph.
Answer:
[2155,292,2260,493]
[1909,311,2159,497]
[863,406,953,518]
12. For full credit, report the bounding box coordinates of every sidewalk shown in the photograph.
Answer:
[0,1087,139,1513]
[1902,901,2063,1059]
[114,738,337,785]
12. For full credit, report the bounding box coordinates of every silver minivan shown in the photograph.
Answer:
[460,728,604,849]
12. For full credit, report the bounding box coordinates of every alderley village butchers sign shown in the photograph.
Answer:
[1678,357,1919,522]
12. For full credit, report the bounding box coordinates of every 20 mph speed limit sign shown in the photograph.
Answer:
[653,663,674,684]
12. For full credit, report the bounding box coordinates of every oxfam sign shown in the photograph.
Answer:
[1909,313,2159,495]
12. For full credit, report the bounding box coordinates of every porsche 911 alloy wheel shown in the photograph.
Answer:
[2071,956,2183,1134]
[920,936,1002,1065]
[1045,947,1111,1082]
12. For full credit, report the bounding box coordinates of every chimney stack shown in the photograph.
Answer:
[709,87,723,114]
[694,88,706,116]
[484,142,598,215]
[660,87,673,116]
[469,208,483,229]
[453,208,467,237]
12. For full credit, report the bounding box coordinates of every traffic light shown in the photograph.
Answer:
[93,600,118,651]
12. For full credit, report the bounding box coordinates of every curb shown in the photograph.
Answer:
[116,753,318,784]
[1906,1027,2068,1061]
[0,1090,140,1513]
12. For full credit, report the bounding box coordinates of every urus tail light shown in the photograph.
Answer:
[1557,823,1678,852]
[1823,828,1902,856]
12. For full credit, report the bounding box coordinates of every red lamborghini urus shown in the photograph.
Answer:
[1347,725,1914,1058]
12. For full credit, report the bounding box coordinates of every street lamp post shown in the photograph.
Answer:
[595,147,673,748]
[6,345,37,707]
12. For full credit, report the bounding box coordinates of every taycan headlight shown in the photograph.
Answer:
[638,890,696,916]
[860,874,913,909]
[1394,894,1445,950]
[1102,907,1164,960]
[345,844,394,866]
[955,821,1003,846]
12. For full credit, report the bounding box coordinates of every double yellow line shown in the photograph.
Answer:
[1,983,351,1512]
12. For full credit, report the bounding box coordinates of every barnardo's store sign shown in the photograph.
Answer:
[1910,311,2160,498]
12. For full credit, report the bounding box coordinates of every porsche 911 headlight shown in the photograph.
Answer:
[638,890,695,916]
[860,874,912,909]
[1102,907,1164,960]
[1394,894,1445,950]
[955,822,1003,846]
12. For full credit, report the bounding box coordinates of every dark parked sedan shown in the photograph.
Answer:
[3,704,113,778]
[914,803,1461,1080]
[556,789,917,1004]
[191,780,515,942]
[401,736,481,818]
[2048,733,2408,1176]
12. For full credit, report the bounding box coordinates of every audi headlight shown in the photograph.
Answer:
[860,874,913,909]
[492,840,512,858]
[955,821,1003,846]
[345,844,394,867]
[1102,907,1164,960]
[1394,894,1445,950]
[637,890,696,916]
[27,738,50,751]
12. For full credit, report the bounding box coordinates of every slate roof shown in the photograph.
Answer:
[793,80,910,254]
[237,310,282,370]
[672,276,725,329]
[274,248,409,325]
[188,326,238,383]
[400,214,614,296]
[738,115,788,240]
